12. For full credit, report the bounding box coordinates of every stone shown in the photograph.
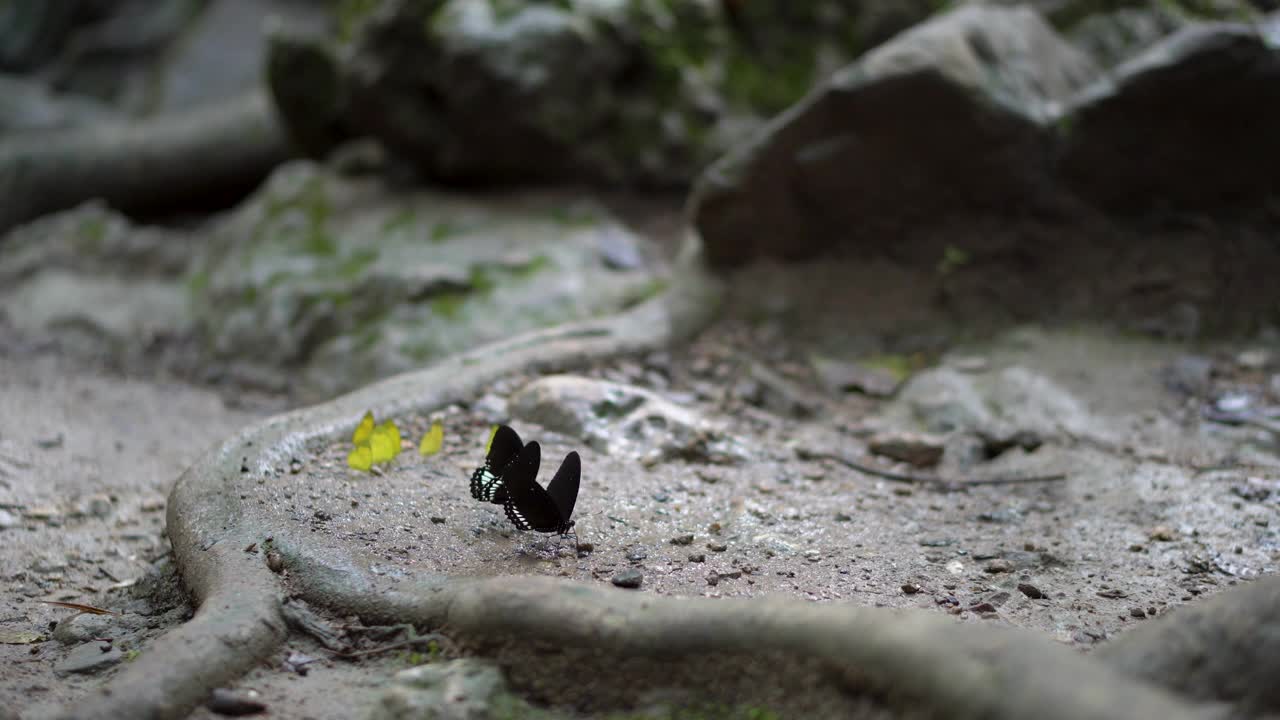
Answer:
[275,0,941,187]
[508,375,732,460]
[690,5,1099,267]
[54,641,123,677]
[1058,23,1280,214]
[53,613,121,646]
[1017,582,1046,599]
[611,569,644,589]
[810,355,904,397]
[868,431,947,468]
[0,509,18,530]
[371,658,506,720]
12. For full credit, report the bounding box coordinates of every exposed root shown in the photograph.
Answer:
[50,243,723,720]
[0,90,289,234]
[1096,575,1280,715]
[54,541,285,720]
[281,545,1220,720]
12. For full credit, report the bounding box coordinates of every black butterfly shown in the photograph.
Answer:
[469,424,525,504]
[502,442,580,541]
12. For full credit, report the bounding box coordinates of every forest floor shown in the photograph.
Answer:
[1,203,1279,718]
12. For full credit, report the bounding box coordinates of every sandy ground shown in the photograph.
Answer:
[0,347,269,720]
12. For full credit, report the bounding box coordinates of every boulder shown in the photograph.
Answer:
[690,5,1099,267]
[1057,23,1280,214]
[272,0,947,188]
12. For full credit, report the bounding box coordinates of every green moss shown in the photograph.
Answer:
[510,254,552,277]
[338,248,379,279]
[468,266,496,294]
[430,220,460,243]
[622,277,670,307]
[936,245,970,276]
[78,216,107,247]
[723,49,816,115]
[861,353,926,380]
[381,208,417,235]
[186,271,210,297]
[335,0,379,41]
[431,292,467,319]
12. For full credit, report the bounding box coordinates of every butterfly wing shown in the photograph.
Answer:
[470,425,523,503]
[546,451,580,526]
[501,442,564,533]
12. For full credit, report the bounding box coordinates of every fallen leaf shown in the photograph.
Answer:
[352,411,375,446]
[0,630,44,644]
[419,421,444,456]
[38,600,119,616]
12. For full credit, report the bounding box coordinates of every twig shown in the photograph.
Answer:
[39,600,119,616]
[330,633,450,659]
[798,447,1066,492]
[281,600,347,652]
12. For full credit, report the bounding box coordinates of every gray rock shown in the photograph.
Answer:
[1058,23,1280,213]
[883,365,1103,442]
[611,569,643,589]
[508,375,731,460]
[53,613,120,646]
[370,658,506,720]
[0,509,18,530]
[279,0,942,187]
[54,641,123,677]
[189,162,665,399]
[690,5,1099,267]
[0,74,122,133]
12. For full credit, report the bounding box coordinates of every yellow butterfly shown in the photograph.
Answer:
[347,444,373,472]
[347,411,402,471]
[352,411,375,446]
[419,421,444,456]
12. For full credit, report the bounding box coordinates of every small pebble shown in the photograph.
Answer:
[707,541,727,552]
[669,534,695,546]
[901,583,921,595]
[969,602,997,614]
[687,553,706,563]
[611,569,643,589]
[626,550,648,562]
[265,552,284,574]
[429,517,446,524]
[1017,583,1045,599]
[984,559,1013,574]
[1129,607,1147,619]
[1148,526,1175,542]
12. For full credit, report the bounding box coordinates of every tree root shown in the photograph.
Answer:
[52,239,722,720]
[280,546,1221,720]
[0,90,289,234]
[1096,575,1280,715]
